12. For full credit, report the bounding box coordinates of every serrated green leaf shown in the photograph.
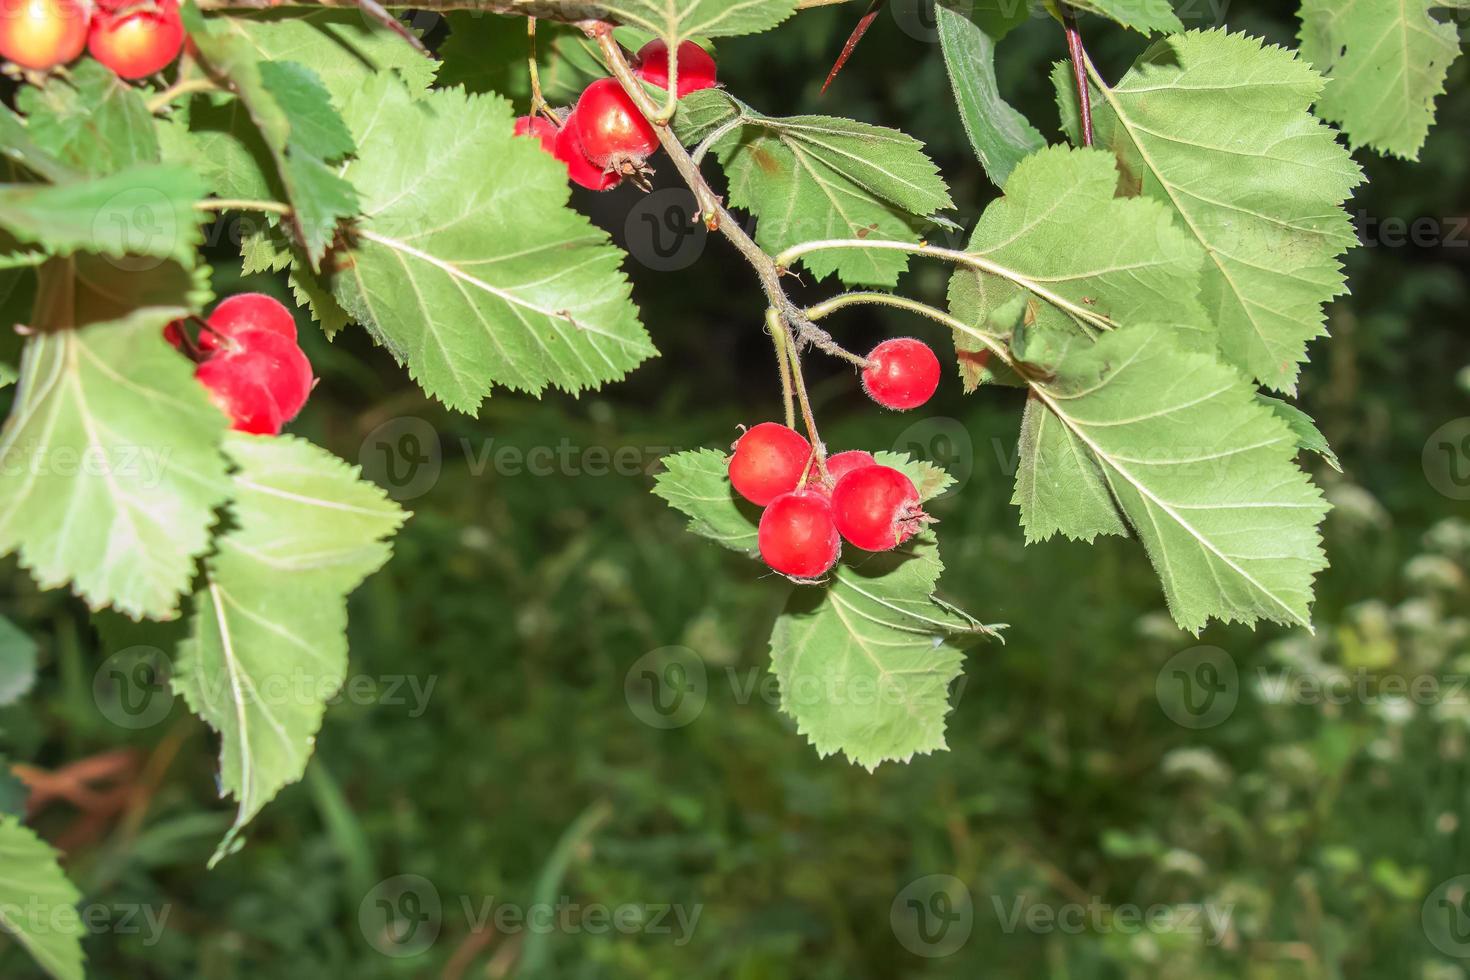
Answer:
[937,0,1043,188]
[1073,30,1364,393]
[1062,0,1183,33]
[0,614,36,706]
[872,450,955,501]
[0,165,205,264]
[1014,324,1329,632]
[239,222,349,336]
[770,535,989,770]
[331,76,653,413]
[0,362,15,388]
[1257,393,1341,473]
[1298,0,1464,160]
[16,60,159,176]
[946,145,1208,382]
[0,104,76,184]
[172,433,406,866]
[0,313,230,620]
[0,814,85,980]
[600,0,795,39]
[182,3,359,265]
[653,448,759,552]
[676,90,953,287]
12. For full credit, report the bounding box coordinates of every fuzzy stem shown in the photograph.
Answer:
[194,198,292,215]
[766,308,797,430]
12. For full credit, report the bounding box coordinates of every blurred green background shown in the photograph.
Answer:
[3,2,1469,977]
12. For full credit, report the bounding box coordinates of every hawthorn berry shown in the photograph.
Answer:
[572,78,658,175]
[861,337,941,411]
[0,0,89,71]
[633,39,717,98]
[758,490,841,580]
[554,113,622,191]
[203,292,298,347]
[513,114,558,156]
[195,329,313,435]
[823,450,877,488]
[830,465,927,552]
[728,422,811,507]
[87,0,182,80]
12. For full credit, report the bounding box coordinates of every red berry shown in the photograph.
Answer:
[88,0,181,79]
[758,490,840,580]
[204,292,297,347]
[728,422,811,507]
[513,114,558,155]
[830,465,927,551]
[554,112,621,191]
[633,39,717,98]
[861,338,941,411]
[823,450,876,488]
[0,0,89,71]
[572,77,658,172]
[195,331,313,434]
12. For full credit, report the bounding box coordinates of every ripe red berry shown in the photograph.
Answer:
[861,337,941,411]
[88,0,182,79]
[203,292,298,349]
[728,422,811,507]
[0,0,89,71]
[823,450,877,488]
[830,465,927,551]
[195,330,313,435]
[572,77,658,173]
[554,112,621,191]
[633,39,717,98]
[759,490,841,580]
[513,114,558,156]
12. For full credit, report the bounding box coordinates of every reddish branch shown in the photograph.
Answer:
[1061,4,1094,146]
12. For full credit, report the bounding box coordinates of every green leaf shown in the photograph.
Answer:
[0,814,85,980]
[30,254,211,332]
[675,90,953,287]
[1257,394,1341,473]
[600,0,795,40]
[1062,0,1184,34]
[0,105,76,184]
[1298,0,1465,159]
[1013,324,1329,632]
[0,362,15,388]
[937,0,1044,188]
[873,450,955,501]
[0,614,37,706]
[0,165,206,264]
[331,76,654,413]
[1072,30,1364,393]
[769,535,992,770]
[0,761,27,816]
[182,2,359,265]
[172,433,406,866]
[0,312,230,620]
[652,448,759,553]
[947,146,1208,380]
[16,60,159,176]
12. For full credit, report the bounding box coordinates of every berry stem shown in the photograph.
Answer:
[766,308,797,430]
[805,292,1019,373]
[195,198,293,215]
[526,17,559,122]
[146,77,219,113]
[781,319,828,475]
[1060,3,1094,147]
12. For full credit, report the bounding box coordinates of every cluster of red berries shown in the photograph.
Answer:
[514,39,718,192]
[164,294,314,436]
[731,338,944,580]
[0,0,183,78]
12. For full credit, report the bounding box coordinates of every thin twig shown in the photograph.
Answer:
[195,198,292,215]
[146,77,218,113]
[1061,4,1094,147]
[766,308,797,429]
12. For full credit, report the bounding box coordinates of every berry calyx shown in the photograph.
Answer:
[861,337,941,411]
[823,450,877,489]
[758,490,841,580]
[513,114,558,156]
[554,112,622,191]
[571,77,658,176]
[830,465,928,551]
[633,39,718,98]
[728,422,811,507]
[87,0,181,79]
[0,0,90,71]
